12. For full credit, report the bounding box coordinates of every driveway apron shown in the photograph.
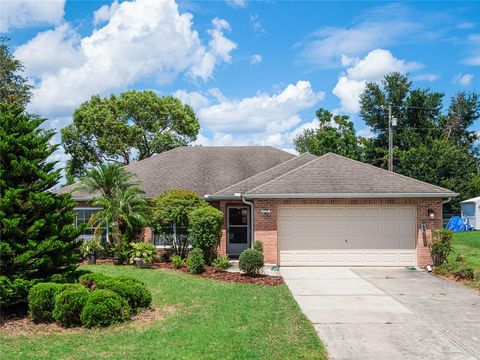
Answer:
[280,267,480,360]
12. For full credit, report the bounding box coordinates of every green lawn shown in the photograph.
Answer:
[0,265,326,360]
[450,231,480,269]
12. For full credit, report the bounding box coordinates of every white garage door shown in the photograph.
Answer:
[278,206,416,266]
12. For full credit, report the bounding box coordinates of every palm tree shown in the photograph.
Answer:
[77,163,139,198]
[89,187,149,243]
[79,163,149,243]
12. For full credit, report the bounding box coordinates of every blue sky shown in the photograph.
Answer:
[2,0,479,163]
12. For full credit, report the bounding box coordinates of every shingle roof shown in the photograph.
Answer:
[56,146,294,200]
[214,153,318,195]
[243,152,457,197]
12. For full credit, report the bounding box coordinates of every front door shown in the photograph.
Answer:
[227,206,250,257]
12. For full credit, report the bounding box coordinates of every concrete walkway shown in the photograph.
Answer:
[280,267,480,360]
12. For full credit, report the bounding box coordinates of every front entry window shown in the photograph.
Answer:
[227,207,250,256]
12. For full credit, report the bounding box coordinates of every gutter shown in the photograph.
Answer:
[241,192,459,199]
[204,194,241,201]
[241,195,255,244]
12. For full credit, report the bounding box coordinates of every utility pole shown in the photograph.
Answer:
[388,105,393,172]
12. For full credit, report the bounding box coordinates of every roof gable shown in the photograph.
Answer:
[214,153,318,195]
[244,152,457,197]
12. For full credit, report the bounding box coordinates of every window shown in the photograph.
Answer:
[75,208,107,242]
[153,225,188,247]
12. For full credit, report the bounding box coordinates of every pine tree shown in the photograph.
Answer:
[0,103,82,310]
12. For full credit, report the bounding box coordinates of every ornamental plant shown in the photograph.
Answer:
[239,249,264,275]
[0,103,83,310]
[188,206,223,263]
[429,229,453,266]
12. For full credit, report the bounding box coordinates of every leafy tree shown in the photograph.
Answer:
[61,90,200,182]
[152,189,208,258]
[359,72,480,212]
[0,37,32,106]
[360,72,443,168]
[0,103,82,309]
[294,108,363,159]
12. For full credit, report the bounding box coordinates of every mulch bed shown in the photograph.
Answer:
[0,307,175,336]
[155,262,284,286]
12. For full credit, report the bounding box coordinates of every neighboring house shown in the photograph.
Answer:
[58,146,457,268]
[460,196,480,229]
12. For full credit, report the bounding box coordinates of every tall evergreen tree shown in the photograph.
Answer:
[0,103,82,310]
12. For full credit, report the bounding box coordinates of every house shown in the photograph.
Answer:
[460,196,480,229]
[58,146,458,268]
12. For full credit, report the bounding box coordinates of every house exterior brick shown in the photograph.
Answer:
[219,197,443,268]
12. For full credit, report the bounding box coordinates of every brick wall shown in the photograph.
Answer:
[251,198,443,268]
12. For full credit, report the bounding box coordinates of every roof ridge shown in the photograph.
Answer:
[326,153,456,194]
[213,153,316,195]
[246,152,329,194]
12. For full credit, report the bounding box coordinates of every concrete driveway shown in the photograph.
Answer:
[280,267,480,360]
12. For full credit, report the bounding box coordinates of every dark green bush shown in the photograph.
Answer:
[172,255,183,269]
[52,285,89,327]
[252,241,263,253]
[80,289,131,328]
[429,230,452,266]
[28,282,64,322]
[212,256,231,271]
[188,206,223,263]
[112,275,145,286]
[239,249,264,275]
[187,248,205,274]
[97,279,152,310]
[79,273,110,289]
[158,251,172,263]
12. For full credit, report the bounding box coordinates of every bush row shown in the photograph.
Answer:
[28,273,152,328]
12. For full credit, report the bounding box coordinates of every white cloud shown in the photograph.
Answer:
[93,0,119,25]
[0,0,65,32]
[332,49,423,113]
[297,4,422,68]
[357,127,374,138]
[453,73,474,86]
[225,0,246,8]
[17,0,236,119]
[178,81,323,149]
[173,89,210,108]
[15,24,85,77]
[462,55,480,66]
[250,54,263,65]
[250,14,265,34]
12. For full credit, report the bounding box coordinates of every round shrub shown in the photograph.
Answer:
[53,285,89,327]
[80,289,131,328]
[238,249,264,275]
[28,282,64,322]
[188,206,223,263]
[79,273,110,289]
[97,279,152,311]
[112,275,145,286]
[212,256,231,272]
[186,248,205,274]
[171,255,183,269]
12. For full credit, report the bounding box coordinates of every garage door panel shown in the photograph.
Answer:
[279,205,416,266]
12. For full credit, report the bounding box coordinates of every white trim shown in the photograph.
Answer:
[244,192,457,199]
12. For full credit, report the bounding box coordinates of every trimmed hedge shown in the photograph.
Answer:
[187,248,205,274]
[52,285,89,327]
[79,273,110,289]
[80,289,131,328]
[97,279,152,311]
[239,249,264,275]
[188,206,223,263]
[28,283,64,322]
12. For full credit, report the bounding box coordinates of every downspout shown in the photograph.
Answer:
[240,194,254,247]
[442,197,451,205]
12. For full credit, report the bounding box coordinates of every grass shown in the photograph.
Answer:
[449,231,480,269]
[437,231,480,290]
[0,265,326,360]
